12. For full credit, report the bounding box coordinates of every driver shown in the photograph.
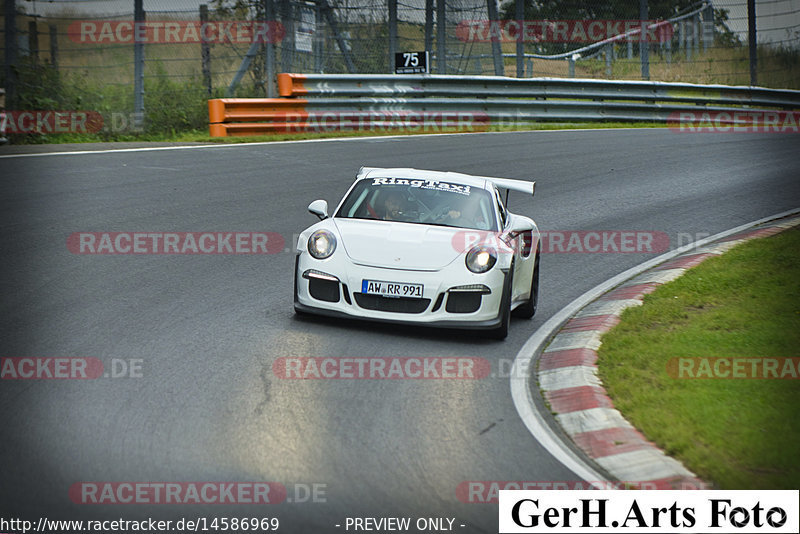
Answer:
[443,194,487,229]
[383,192,405,220]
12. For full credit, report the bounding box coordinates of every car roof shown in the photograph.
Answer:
[357,167,494,192]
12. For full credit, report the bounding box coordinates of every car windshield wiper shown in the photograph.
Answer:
[415,222,462,228]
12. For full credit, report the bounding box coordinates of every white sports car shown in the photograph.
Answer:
[293,167,540,339]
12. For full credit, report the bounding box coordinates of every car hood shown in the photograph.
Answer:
[333,218,463,271]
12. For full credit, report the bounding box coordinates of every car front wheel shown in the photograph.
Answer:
[489,268,513,340]
[512,246,540,319]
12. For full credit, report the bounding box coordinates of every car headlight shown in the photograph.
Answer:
[307,230,336,259]
[465,245,497,273]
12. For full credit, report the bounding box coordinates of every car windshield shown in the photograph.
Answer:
[335,177,498,231]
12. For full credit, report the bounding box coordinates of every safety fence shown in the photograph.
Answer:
[3,0,799,139]
[208,73,800,136]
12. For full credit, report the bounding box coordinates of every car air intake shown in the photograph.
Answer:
[308,277,340,303]
[445,293,482,313]
[354,294,430,314]
[445,284,490,313]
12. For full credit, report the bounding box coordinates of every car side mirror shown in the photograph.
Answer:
[308,200,329,220]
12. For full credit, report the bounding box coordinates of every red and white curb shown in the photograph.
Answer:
[510,209,800,489]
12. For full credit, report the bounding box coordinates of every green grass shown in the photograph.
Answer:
[597,227,800,489]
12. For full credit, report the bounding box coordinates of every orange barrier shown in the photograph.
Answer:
[210,114,490,136]
[208,99,307,122]
[208,97,491,137]
[277,73,307,97]
[208,75,310,136]
[208,98,308,137]
[210,122,310,136]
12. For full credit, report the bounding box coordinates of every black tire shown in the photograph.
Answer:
[512,246,540,319]
[489,268,513,340]
[292,256,306,315]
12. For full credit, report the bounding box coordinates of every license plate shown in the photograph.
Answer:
[361,279,423,298]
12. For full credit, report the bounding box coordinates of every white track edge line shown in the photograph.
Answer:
[0,127,663,159]
[509,207,800,487]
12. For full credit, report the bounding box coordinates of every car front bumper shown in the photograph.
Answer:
[293,253,508,330]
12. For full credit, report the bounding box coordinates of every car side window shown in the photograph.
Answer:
[494,188,508,228]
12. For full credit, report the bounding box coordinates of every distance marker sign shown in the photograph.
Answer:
[395,51,429,74]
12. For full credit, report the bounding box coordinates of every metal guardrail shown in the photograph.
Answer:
[208,75,800,137]
[278,74,800,109]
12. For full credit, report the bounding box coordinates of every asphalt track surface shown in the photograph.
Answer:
[1,130,799,532]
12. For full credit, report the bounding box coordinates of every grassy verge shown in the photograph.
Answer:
[597,227,800,489]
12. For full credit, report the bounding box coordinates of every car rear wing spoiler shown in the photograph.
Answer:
[486,177,535,197]
[357,166,535,197]
[358,166,379,177]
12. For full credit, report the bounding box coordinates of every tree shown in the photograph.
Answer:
[499,0,699,21]
[713,7,741,47]
[496,0,706,54]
